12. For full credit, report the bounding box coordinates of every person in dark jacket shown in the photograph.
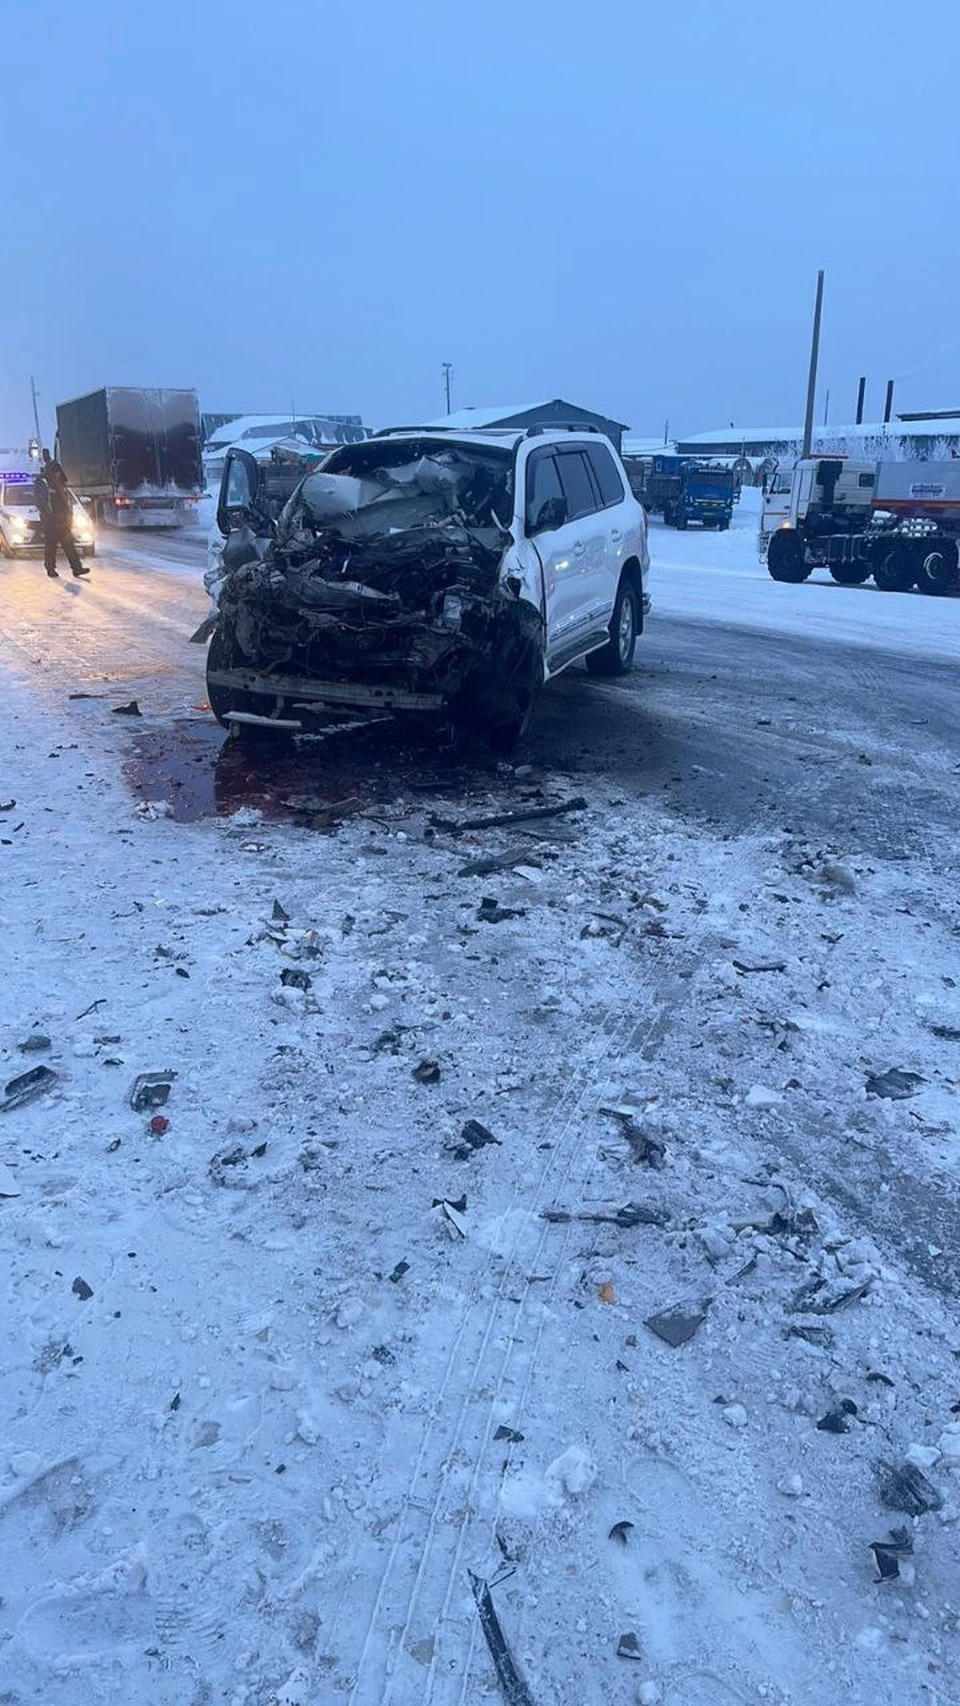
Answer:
[35,449,89,579]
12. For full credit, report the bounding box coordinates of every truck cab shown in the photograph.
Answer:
[760,457,875,552]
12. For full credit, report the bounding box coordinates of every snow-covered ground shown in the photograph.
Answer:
[3,516,960,1705]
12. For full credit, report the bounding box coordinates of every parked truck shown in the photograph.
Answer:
[56,387,203,528]
[761,456,960,595]
[623,452,735,529]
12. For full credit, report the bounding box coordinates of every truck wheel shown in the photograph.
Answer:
[586,575,640,677]
[873,546,915,593]
[829,561,870,586]
[766,528,810,583]
[718,520,730,531]
[675,514,688,530]
[915,539,959,595]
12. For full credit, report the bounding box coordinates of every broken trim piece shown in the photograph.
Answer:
[468,1572,536,1706]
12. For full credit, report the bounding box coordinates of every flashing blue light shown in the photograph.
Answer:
[4,471,34,484]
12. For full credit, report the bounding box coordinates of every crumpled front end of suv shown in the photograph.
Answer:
[207,447,543,747]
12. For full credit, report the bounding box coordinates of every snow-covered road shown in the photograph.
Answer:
[2,514,960,1706]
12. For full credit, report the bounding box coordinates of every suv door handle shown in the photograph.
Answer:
[610,528,622,541]
[573,540,586,556]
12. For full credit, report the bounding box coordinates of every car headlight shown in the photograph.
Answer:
[8,517,27,538]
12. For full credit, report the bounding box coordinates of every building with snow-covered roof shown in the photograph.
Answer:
[424,399,629,453]
[676,415,960,470]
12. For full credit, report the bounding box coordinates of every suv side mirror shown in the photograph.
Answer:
[530,494,568,535]
[217,447,263,536]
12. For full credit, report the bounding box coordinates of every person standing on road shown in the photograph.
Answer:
[36,448,89,579]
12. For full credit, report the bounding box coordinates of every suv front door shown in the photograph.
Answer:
[524,445,608,668]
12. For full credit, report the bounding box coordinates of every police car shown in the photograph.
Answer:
[0,468,97,558]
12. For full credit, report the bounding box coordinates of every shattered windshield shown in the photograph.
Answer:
[321,438,514,530]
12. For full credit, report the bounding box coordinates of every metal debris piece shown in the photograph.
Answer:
[432,1194,467,1213]
[870,1526,913,1582]
[129,1071,176,1113]
[617,1632,644,1660]
[449,1118,500,1160]
[878,1460,943,1516]
[930,1024,960,1042]
[542,1201,668,1229]
[494,1426,524,1444]
[271,900,290,921]
[1,1064,58,1112]
[413,1059,441,1084]
[388,1260,409,1283]
[783,1322,835,1349]
[112,700,142,716]
[280,968,312,991]
[18,1034,51,1053]
[478,896,526,924]
[865,1067,925,1100]
[733,960,787,974]
[458,850,542,879]
[468,1571,536,1706]
[608,1520,634,1545]
[431,798,587,836]
[72,1276,94,1301]
[645,1298,712,1348]
[789,1275,873,1314]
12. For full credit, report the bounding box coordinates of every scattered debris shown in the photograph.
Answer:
[784,1323,834,1349]
[817,1399,858,1434]
[280,968,312,991]
[435,1197,468,1238]
[432,798,587,836]
[608,1520,634,1545]
[929,1023,960,1042]
[112,700,142,716]
[598,1282,616,1305]
[272,900,290,922]
[71,1277,94,1301]
[449,1118,500,1160]
[722,1403,749,1429]
[1,1064,58,1112]
[18,1033,51,1053]
[458,851,542,879]
[75,998,107,1020]
[878,1460,943,1516]
[413,1059,441,1085]
[149,1115,170,1136]
[388,1260,409,1283]
[495,1426,524,1444]
[478,896,526,924]
[645,1298,711,1348]
[617,1632,644,1661]
[865,1067,925,1100]
[789,1275,873,1314]
[208,1146,248,1186]
[733,960,787,974]
[468,1571,536,1706]
[870,1527,913,1583]
[542,1201,669,1229]
[129,1071,176,1113]
[600,1107,666,1167]
[0,1162,21,1197]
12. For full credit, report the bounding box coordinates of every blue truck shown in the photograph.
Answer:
[623,453,735,530]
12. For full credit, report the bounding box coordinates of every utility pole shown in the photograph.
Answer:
[801,269,824,459]
[441,362,453,415]
[663,418,669,445]
[823,388,830,426]
[30,376,42,450]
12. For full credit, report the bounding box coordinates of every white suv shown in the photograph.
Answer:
[207,425,650,747]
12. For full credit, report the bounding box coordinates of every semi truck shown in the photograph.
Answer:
[623,452,735,529]
[56,387,203,528]
[761,456,960,594]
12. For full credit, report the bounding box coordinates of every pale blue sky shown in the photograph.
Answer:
[2,0,958,445]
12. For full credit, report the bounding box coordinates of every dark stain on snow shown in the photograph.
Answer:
[123,717,517,826]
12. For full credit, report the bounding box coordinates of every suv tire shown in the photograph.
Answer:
[586,575,639,677]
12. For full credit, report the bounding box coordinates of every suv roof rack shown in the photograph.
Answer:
[524,422,601,437]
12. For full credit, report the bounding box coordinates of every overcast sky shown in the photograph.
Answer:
[3,0,958,447]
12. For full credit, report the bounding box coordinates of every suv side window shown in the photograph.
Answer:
[586,443,624,508]
[525,450,564,530]
[555,449,600,521]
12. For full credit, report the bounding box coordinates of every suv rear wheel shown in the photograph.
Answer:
[586,575,639,677]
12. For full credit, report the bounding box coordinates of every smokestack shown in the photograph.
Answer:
[884,379,895,424]
[855,376,866,425]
